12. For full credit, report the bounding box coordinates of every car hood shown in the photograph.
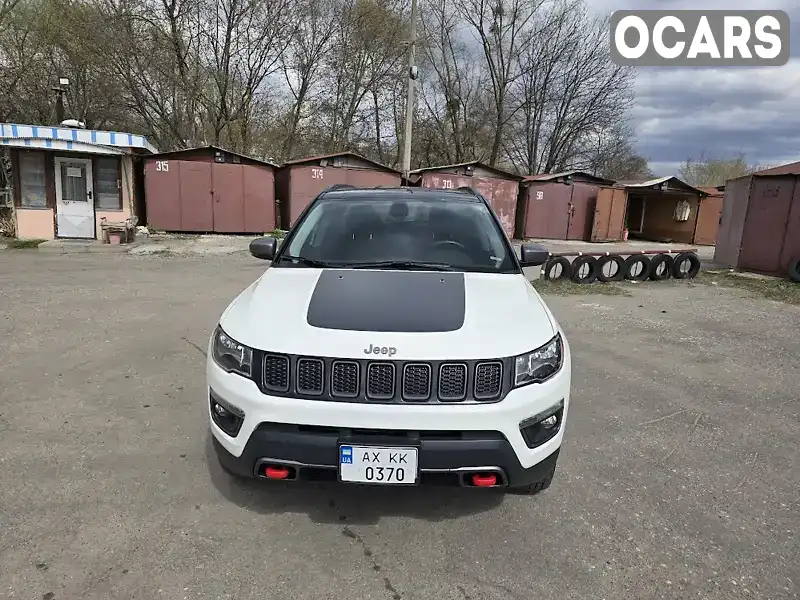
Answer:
[219,267,558,360]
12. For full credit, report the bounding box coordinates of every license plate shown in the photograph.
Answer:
[338,445,419,485]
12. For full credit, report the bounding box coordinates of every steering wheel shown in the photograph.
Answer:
[433,240,466,251]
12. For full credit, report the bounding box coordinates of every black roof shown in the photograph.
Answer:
[321,186,484,203]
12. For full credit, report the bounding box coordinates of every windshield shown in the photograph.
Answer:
[277,195,519,273]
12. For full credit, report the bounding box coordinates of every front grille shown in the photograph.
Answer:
[439,363,467,401]
[331,361,359,397]
[367,363,395,399]
[296,358,323,395]
[402,363,431,401]
[263,354,290,392]
[255,353,514,404]
[475,362,503,399]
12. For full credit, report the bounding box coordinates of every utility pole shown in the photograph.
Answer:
[401,0,418,183]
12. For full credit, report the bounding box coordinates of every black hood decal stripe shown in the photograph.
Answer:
[306,270,466,332]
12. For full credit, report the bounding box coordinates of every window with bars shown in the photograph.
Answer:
[95,157,121,209]
[19,152,47,208]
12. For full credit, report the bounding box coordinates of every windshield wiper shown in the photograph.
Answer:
[279,255,341,268]
[343,260,455,271]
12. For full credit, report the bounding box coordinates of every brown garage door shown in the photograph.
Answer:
[212,163,245,233]
[739,176,795,273]
[523,184,570,239]
[144,159,182,231]
[178,161,214,231]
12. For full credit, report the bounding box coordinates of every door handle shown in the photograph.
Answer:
[87,191,93,199]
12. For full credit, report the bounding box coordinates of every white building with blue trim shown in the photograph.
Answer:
[1,122,157,240]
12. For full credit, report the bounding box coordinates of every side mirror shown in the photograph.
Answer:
[519,243,550,267]
[249,236,277,260]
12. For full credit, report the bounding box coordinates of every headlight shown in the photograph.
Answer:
[514,333,563,387]
[212,325,253,377]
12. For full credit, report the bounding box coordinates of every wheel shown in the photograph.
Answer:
[543,256,572,281]
[570,255,598,284]
[672,252,701,279]
[649,254,674,281]
[596,255,625,282]
[788,257,800,283]
[624,255,652,281]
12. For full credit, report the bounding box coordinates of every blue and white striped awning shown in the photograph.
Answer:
[0,123,158,155]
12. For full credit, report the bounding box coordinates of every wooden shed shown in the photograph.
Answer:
[276,152,402,229]
[615,177,710,244]
[714,162,800,276]
[409,161,523,238]
[144,145,278,233]
[515,171,615,241]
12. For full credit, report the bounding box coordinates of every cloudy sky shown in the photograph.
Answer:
[594,0,799,176]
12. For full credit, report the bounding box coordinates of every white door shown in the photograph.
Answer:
[55,157,95,239]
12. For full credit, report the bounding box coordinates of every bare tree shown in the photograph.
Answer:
[504,0,635,175]
[279,0,337,159]
[455,0,541,167]
[417,0,492,165]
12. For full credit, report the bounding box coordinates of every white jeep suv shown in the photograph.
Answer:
[207,185,571,493]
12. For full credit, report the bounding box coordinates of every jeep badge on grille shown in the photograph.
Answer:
[364,344,397,357]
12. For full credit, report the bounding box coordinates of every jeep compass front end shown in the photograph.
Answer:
[207,186,571,493]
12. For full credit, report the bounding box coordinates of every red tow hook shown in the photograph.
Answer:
[471,473,498,487]
[264,465,291,480]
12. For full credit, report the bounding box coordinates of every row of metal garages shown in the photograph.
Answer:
[142,146,724,245]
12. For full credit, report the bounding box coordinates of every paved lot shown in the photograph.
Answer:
[0,250,798,600]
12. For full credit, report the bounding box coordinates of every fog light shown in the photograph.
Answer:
[519,400,564,449]
[541,414,558,429]
[210,392,244,438]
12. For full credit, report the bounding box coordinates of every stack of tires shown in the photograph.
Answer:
[543,252,702,284]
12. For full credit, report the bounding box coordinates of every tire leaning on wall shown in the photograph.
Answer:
[596,255,626,282]
[570,255,599,284]
[672,252,701,279]
[649,254,674,281]
[543,256,572,281]
[788,257,800,283]
[624,255,652,282]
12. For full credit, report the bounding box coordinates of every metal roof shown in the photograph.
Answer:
[147,144,278,167]
[281,152,400,174]
[410,161,523,181]
[0,122,158,154]
[751,160,800,177]
[523,170,614,185]
[617,176,706,195]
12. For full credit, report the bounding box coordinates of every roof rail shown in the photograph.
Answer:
[323,184,357,193]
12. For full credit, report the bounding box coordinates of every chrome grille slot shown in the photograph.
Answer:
[366,363,395,399]
[296,358,324,395]
[438,363,467,401]
[402,363,431,401]
[331,361,359,397]
[474,361,502,400]
[263,354,290,392]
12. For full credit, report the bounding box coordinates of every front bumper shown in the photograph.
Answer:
[207,345,571,486]
[212,424,561,487]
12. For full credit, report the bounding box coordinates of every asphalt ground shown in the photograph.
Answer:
[0,251,797,600]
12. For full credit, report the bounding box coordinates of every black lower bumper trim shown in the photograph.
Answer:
[212,422,560,488]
